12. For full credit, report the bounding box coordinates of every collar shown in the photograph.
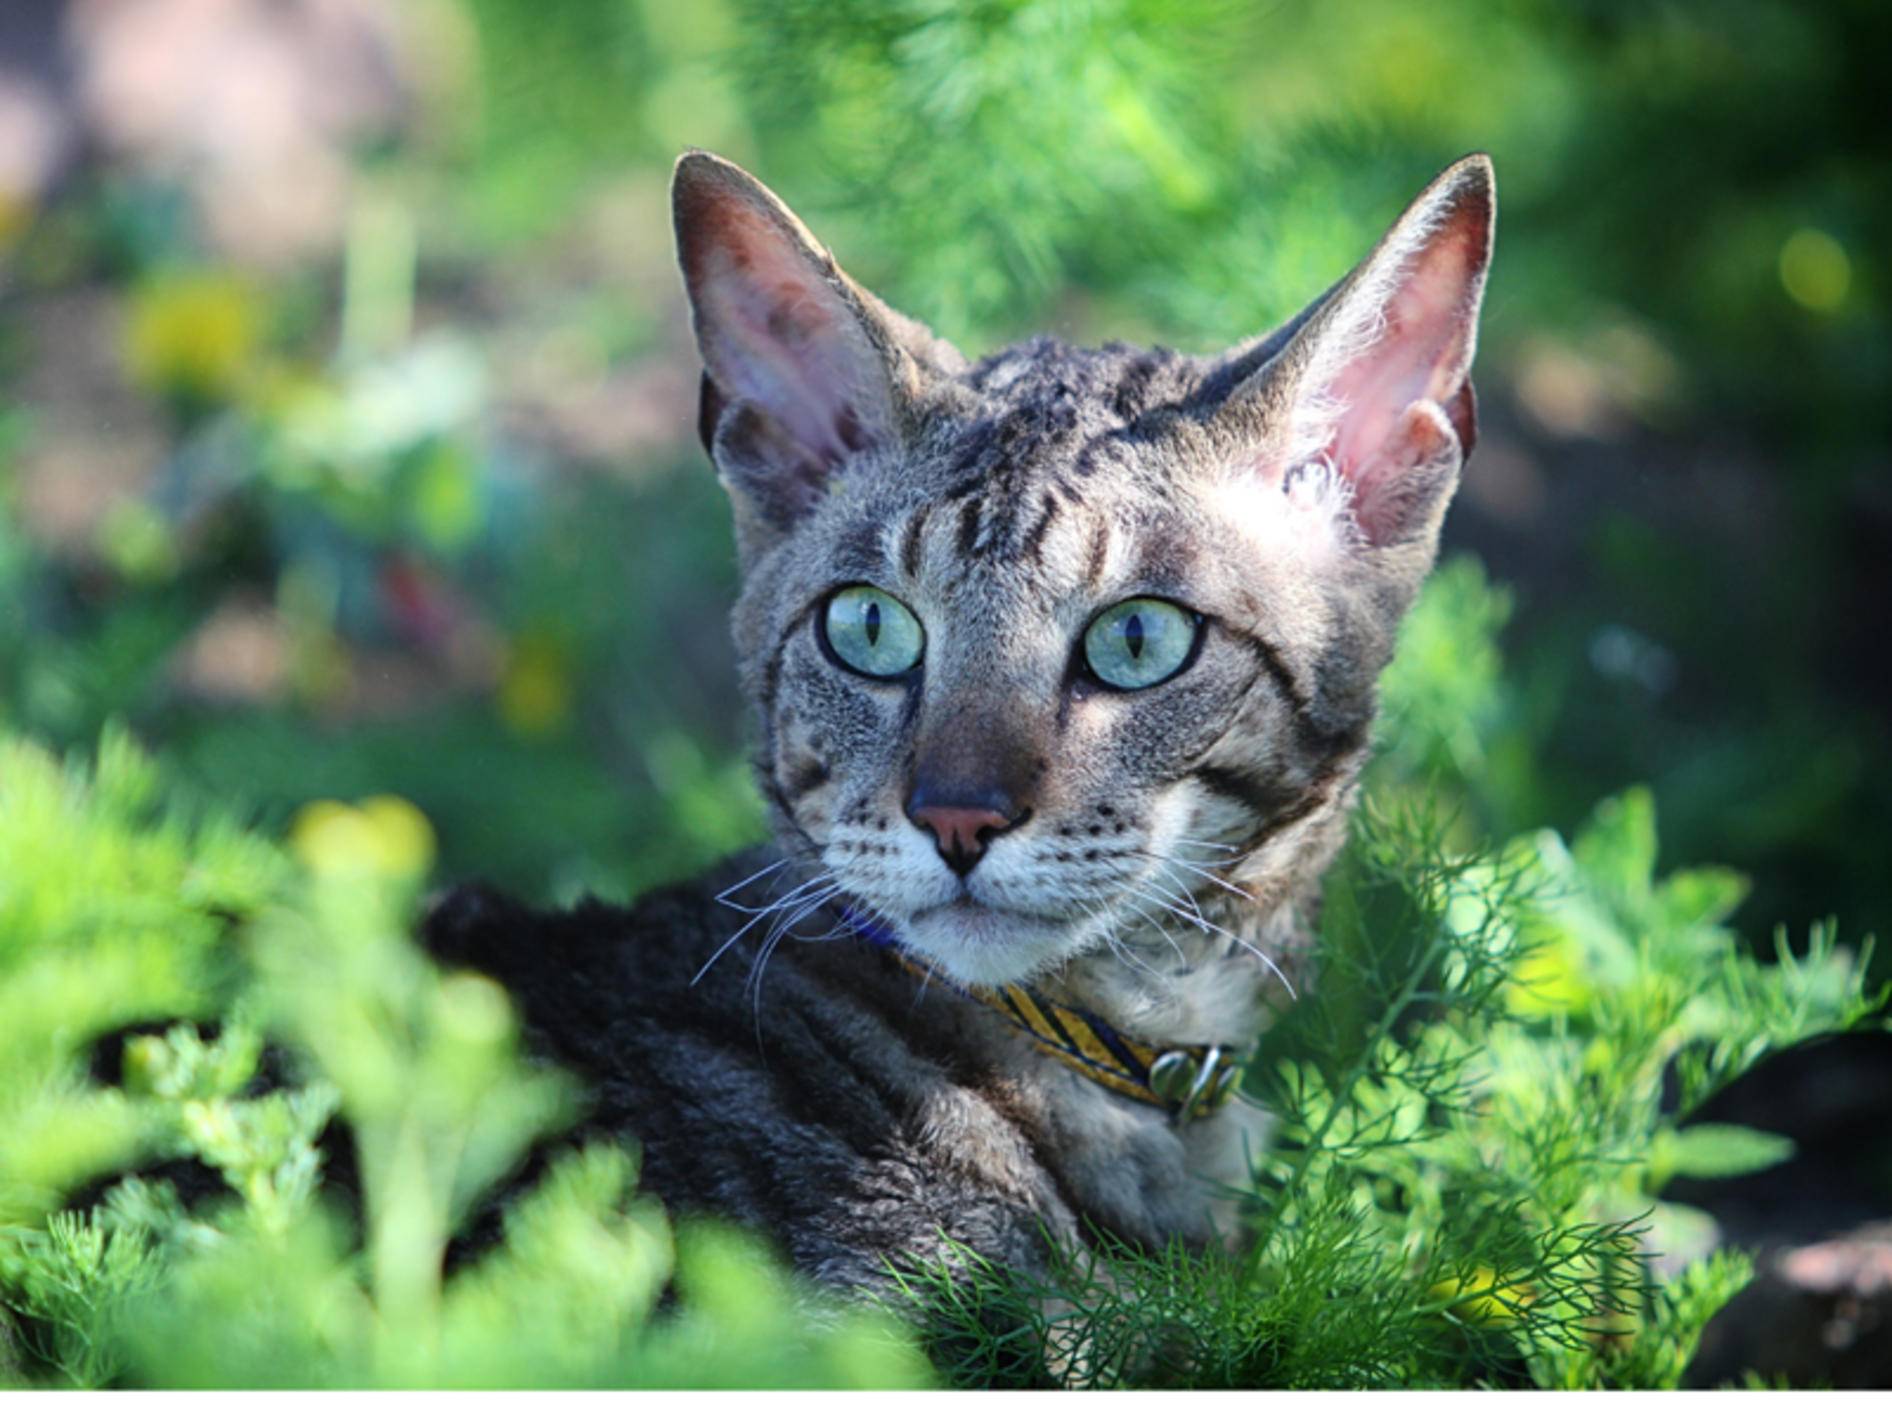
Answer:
[844,908,1247,1125]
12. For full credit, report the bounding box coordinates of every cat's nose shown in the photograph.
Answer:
[905,791,1025,877]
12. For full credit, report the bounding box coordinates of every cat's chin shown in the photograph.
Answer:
[899,899,1082,989]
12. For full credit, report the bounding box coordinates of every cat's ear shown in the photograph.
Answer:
[673,151,956,538]
[1226,154,1494,553]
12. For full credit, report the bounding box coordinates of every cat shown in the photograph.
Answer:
[424,148,1494,1296]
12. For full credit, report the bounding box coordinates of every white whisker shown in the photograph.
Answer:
[1128,884,1297,999]
[695,870,837,986]
[1155,853,1259,905]
[714,856,792,907]
[718,865,833,917]
[1118,896,1190,968]
[1104,931,1163,981]
[744,884,845,1034]
[1170,836,1239,854]
[1133,847,1260,910]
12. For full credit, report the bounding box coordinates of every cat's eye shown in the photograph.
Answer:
[1082,598,1201,690]
[822,585,925,679]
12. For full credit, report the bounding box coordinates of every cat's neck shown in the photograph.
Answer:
[1031,882,1313,1050]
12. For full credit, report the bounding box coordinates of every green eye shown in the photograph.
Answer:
[822,586,925,678]
[1083,598,1200,690]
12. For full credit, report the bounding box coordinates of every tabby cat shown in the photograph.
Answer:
[425,150,1495,1294]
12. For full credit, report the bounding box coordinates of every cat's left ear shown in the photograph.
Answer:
[673,152,960,541]
[1227,154,1494,554]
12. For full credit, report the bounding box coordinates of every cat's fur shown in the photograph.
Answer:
[425,150,1494,1292]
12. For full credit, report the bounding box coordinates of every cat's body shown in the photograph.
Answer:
[426,844,1276,1289]
[426,151,1494,1293]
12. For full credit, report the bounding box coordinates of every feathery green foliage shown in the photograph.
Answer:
[0,727,287,1235]
[0,733,927,1389]
[892,791,1880,1389]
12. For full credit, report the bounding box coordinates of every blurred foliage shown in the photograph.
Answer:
[0,0,1888,1390]
[0,726,285,1234]
[0,732,928,1389]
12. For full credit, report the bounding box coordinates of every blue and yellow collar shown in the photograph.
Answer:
[845,909,1247,1124]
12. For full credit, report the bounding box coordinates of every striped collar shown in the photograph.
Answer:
[844,908,1246,1124]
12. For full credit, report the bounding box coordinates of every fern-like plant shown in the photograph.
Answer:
[889,771,1882,1389]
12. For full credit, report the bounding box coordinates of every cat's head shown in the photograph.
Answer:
[674,151,1493,990]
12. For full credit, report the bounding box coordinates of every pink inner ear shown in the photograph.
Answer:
[1347,400,1458,545]
[691,206,883,468]
[1324,219,1483,481]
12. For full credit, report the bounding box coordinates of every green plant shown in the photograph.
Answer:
[894,791,1881,1388]
[0,732,925,1389]
[4,550,1883,1389]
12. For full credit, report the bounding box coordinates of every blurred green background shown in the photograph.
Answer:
[2,0,1887,955]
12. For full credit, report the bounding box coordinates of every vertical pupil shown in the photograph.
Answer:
[864,599,882,646]
[1124,612,1144,659]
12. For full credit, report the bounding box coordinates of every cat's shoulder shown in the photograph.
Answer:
[417,854,778,1015]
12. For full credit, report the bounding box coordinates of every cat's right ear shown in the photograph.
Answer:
[673,152,951,542]
[1215,155,1494,562]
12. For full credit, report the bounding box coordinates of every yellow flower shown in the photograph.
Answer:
[290,795,436,881]
[125,271,262,404]
[498,634,573,738]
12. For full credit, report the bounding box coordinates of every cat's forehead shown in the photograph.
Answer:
[918,340,1212,536]
[806,338,1239,604]
[959,337,1205,442]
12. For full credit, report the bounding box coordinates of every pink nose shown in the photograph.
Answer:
[909,804,1013,877]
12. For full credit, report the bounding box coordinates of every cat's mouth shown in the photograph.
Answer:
[895,896,1082,987]
[910,896,1065,929]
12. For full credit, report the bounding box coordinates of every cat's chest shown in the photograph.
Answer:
[424,872,1258,1292]
[795,945,1260,1255]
